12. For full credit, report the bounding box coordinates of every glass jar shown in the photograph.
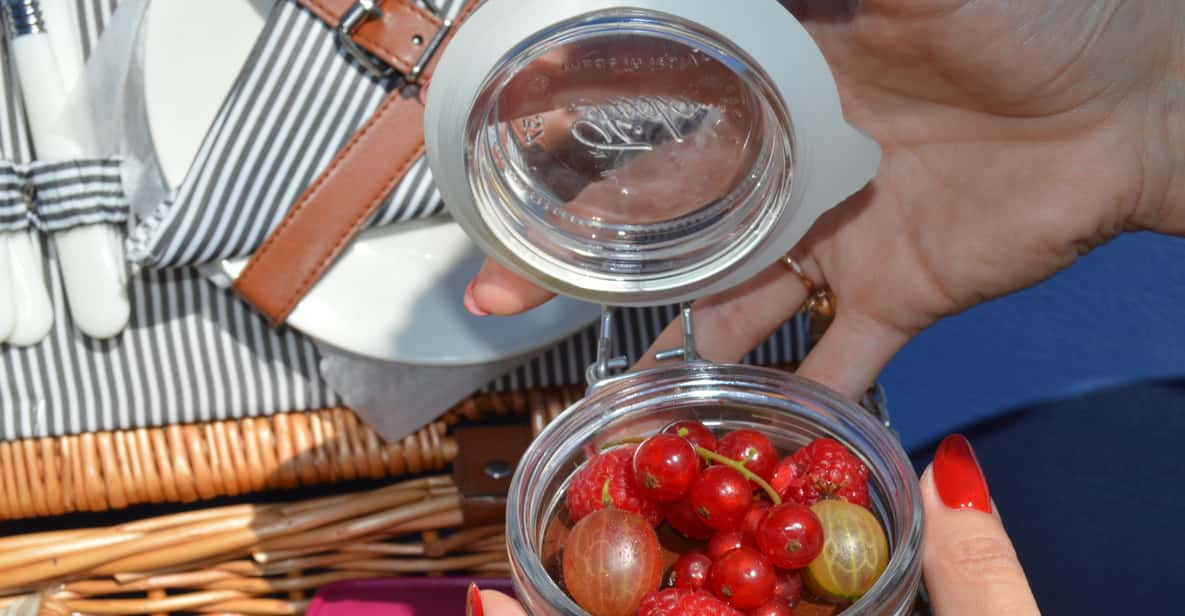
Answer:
[425,0,881,308]
[506,363,924,615]
[425,1,912,612]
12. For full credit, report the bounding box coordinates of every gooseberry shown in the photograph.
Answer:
[805,500,889,602]
[563,509,664,616]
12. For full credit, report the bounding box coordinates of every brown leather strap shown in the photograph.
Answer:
[234,0,479,325]
[233,91,425,324]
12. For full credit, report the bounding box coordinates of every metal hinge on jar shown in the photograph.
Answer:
[585,302,701,394]
[586,303,895,433]
[862,382,892,431]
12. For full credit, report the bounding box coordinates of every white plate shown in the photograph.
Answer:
[142,0,599,365]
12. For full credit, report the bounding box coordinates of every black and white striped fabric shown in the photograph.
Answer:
[0,158,128,232]
[490,306,811,392]
[0,0,812,442]
[126,0,453,268]
[0,0,338,440]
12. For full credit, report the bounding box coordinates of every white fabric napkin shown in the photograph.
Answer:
[318,345,527,443]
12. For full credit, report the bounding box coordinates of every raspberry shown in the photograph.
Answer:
[638,588,743,616]
[778,438,870,508]
[769,456,804,499]
[566,446,663,526]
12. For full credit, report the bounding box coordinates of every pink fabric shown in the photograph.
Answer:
[308,578,516,615]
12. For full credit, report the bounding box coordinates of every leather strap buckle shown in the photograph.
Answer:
[337,0,452,82]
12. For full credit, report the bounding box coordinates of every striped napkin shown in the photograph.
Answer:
[0,159,126,233]
[126,0,459,269]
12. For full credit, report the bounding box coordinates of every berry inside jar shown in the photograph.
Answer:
[544,422,890,616]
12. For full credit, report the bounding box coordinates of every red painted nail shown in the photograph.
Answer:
[463,280,490,317]
[467,582,484,616]
[933,434,991,513]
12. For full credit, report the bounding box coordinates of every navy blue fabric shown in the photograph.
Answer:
[910,380,1185,615]
[885,232,1185,453]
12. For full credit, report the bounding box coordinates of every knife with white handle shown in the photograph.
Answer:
[0,233,15,341]
[5,228,52,345]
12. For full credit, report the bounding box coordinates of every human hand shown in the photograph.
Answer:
[469,433,1037,616]
[464,0,1185,399]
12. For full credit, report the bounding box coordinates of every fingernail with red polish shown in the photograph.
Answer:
[463,280,489,317]
[933,434,992,513]
[467,582,484,616]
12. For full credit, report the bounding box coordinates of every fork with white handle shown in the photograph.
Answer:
[1,0,129,344]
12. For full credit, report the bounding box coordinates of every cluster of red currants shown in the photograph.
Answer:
[561,420,885,616]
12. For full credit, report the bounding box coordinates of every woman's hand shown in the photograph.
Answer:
[464,0,1185,399]
[918,434,1038,614]
[469,434,1038,616]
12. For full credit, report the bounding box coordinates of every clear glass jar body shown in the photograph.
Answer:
[506,363,924,615]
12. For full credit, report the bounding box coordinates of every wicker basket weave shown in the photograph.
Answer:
[0,382,596,614]
[0,385,586,522]
[0,475,507,615]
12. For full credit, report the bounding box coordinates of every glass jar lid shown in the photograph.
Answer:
[426,0,880,307]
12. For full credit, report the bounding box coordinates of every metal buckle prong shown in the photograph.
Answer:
[337,0,451,83]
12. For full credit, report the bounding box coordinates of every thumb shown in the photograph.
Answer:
[467,584,527,616]
[920,435,1039,616]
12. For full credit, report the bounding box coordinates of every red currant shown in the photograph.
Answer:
[742,500,773,537]
[690,466,753,531]
[773,570,804,606]
[663,497,714,541]
[633,434,700,502]
[662,420,717,454]
[706,529,756,561]
[755,503,824,570]
[717,430,778,483]
[669,551,713,591]
[708,546,776,609]
[746,600,795,616]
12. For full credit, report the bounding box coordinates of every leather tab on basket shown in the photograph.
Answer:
[233,92,426,325]
[451,424,533,526]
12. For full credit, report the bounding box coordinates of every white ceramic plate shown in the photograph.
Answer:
[142,0,599,365]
